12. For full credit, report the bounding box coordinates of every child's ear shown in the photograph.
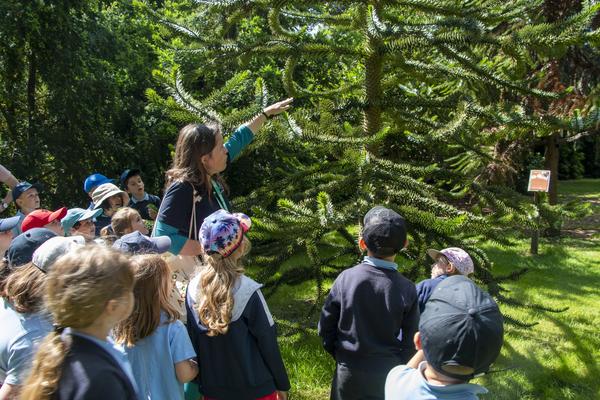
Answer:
[358,238,367,252]
[414,331,422,350]
[445,263,457,274]
[403,238,409,249]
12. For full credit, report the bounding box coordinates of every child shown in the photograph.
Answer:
[21,207,68,236]
[415,247,474,313]
[0,236,84,399]
[11,182,42,236]
[318,206,419,400]
[104,207,149,238]
[61,208,103,242]
[186,209,290,400]
[0,216,20,255]
[113,254,198,400]
[385,275,504,400]
[120,169,161,221]
[91,183,130,236]
[84,173,114,209]
[19,246,138,400]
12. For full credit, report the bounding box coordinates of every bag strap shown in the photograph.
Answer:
[188,182,201,240]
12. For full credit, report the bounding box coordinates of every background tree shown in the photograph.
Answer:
[0,0,173,208]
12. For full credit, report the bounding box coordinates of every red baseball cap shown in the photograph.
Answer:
[21,207,68,233]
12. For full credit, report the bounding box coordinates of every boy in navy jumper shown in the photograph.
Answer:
[318,206,419,400]
[120,169,161,221]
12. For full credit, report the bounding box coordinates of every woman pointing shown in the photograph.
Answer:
[153,98,292,256]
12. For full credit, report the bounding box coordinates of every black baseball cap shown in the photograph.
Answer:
[119,169,141,188]
[12,181,42,202]
[7,228,57,268]
[420,275,504,380]
[362,206,407,255]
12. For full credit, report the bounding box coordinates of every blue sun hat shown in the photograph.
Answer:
[200,209,251,257]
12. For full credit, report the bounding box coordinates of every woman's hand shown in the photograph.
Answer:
[246,98,294,134]
[263,98,293,117]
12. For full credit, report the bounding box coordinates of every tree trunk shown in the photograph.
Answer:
[541,0,582,205]
[363,4,383,140]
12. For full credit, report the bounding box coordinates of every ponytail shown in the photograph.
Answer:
[20,245,134,399]
[19,331,70,400]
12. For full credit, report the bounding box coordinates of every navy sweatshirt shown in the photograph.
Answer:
[318,261,419,373]
[186,275,290,400]
[415,274,448,313]
[53,335,137,400]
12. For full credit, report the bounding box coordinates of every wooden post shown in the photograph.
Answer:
[530,192,539,255]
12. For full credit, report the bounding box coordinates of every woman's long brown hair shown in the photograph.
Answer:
[19,246,134,400]
[165,122,228,198]
[113,254,180,347]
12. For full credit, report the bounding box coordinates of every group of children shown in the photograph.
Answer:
[0,162,504,400]
[318,206,504,400]
[0,203,289,399]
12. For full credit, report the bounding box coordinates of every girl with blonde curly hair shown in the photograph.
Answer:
[186,210,290,400]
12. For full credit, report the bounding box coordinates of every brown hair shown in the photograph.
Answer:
[20,246,134,400]
[3,263,46,313]
[196,237,249,336]
[102,207,141,237]
[0,258,10,296]
[113,254,180,347]
[165,123,228,198]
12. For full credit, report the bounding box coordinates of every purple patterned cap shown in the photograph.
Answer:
[200,209,251,257]
[427,247,474,275]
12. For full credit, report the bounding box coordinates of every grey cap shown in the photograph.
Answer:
[32,236,86,272]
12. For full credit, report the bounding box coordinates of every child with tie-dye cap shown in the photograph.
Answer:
[415,247,475,313]
[185,209,290,400]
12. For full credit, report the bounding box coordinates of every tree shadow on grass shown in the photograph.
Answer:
[481,239,599,399]
[484,328,598,400]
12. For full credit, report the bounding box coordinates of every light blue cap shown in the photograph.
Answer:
[61,208,102,236]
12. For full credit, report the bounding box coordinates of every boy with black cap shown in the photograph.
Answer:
[385,275,504,400]
[11,182,41,236]
[120,169,161,220]
[318,206,419,400]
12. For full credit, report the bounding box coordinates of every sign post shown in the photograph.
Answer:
[527,170,551,255]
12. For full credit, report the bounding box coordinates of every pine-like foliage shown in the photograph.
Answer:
[149,0,599,317]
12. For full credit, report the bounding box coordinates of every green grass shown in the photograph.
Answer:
[260,179,600,400]
[558,179,600,199]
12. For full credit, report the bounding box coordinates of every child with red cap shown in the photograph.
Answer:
[21,208,67,236]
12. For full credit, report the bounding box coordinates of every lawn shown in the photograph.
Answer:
[259,179,600,400]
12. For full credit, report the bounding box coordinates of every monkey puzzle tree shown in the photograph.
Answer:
[149,0,599,315]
